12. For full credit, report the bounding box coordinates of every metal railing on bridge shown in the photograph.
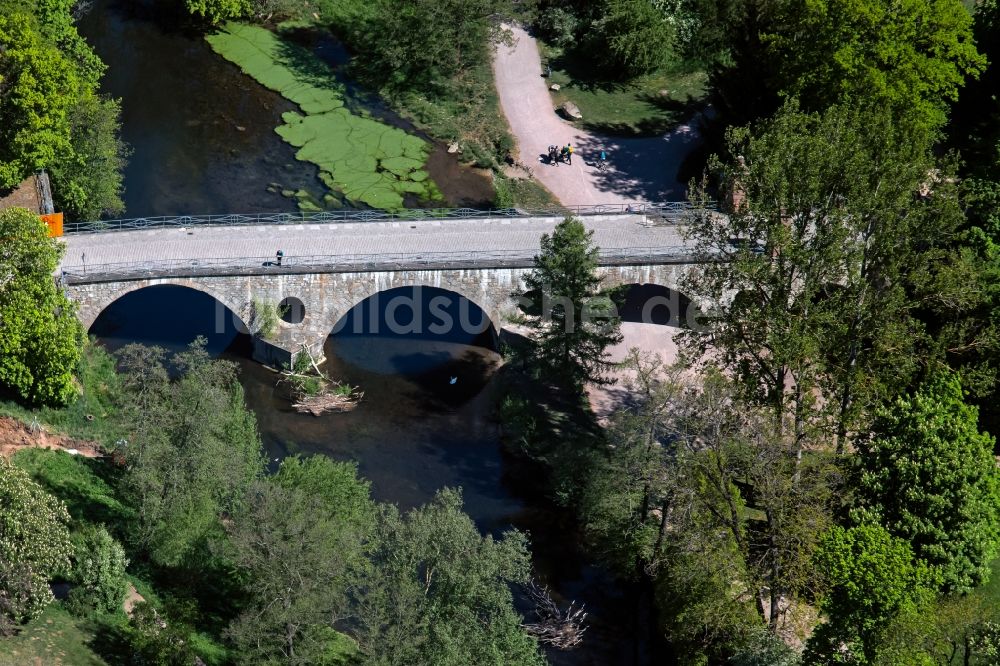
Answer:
[62,202,707,234]
[59,244,703,284]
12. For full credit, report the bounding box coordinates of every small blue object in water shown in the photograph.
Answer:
[449,376,458,385]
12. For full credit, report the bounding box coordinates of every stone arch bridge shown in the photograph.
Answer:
[58,206,713,365]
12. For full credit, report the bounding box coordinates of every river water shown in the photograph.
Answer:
[78,0,493,217]
[79,4,661,664]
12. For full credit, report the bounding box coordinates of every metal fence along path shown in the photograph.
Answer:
[59,245,701,284]
[63,202,706,234]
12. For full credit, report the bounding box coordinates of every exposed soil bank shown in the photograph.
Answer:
[0,417,102,459]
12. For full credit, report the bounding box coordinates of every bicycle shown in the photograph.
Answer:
[595,150,609,173]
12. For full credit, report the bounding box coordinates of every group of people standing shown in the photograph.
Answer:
[547,143,574,165]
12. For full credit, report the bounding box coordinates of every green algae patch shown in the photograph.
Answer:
[207,23,441,209]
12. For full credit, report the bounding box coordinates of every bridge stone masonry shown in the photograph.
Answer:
[58,206,714,366]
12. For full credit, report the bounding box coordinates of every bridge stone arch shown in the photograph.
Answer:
[72,277,252,333]
[307,269,523,345]
[64,262,707,367]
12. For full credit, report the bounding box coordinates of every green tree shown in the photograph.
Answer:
[184,0,251,23]
[763,0,984,131]
[595,0,674,78]
[804,524,932,665]
[117,341,264,567]
[0,207,83,405]
[0,13,80,189]
[585,360,835,655]
[356,0,510,93]
[581,350,684,576]
[708,0,985,129]
[224,456,373,664]
[682,102,970,450]
[877,593,1000,665]
[49,94,128,220]
[351,488,545,666]
[520,216,622,389]
[0,459,72,633]
[3,0,106,86]
[0,4,128,221]
[853,370,1000,593]
[66,525,129,614]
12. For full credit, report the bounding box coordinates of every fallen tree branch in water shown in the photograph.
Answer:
[522,580,587,649]
[279,347,362,416]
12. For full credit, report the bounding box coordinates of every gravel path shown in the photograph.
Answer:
[493,24,703,206]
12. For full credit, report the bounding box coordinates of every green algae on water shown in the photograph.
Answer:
[206,23,441,209]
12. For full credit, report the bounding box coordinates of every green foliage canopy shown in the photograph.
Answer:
[0,459,72,632]
[355,0,509,93]
[805,524,931,665]
[853,370,1000,593]
[351,488,545,666]
[765,0,985,130]
[0,207,83,405]
[0,3,127,219]
[0,13,80,190]
[117,342,265,567]
[224,456,373,664]
[521,216,622,389]
[184,0,251,23]
[683,102,970,446]
[595,0,674,78]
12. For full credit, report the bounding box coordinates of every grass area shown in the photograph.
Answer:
[494,174,558,209]
[0,603,107,666]
[0,342,122,445]
[539,42,708,137]
[972,557,1000,616]
[12,448,130,527]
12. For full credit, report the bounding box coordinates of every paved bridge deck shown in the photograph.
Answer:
[58,213,695,283]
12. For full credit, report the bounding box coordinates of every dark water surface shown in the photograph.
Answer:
[77,0,493,217]
[91,286,660,665]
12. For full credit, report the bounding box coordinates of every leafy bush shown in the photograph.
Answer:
[594,0,674,78]
[0,459,72,633]
[124,601,199,665]
[0,208,84,406]
[494,175,515,208]
[66,525,129,615]
[535,6,579,47]
[250,296,282,340]
[853,370,1000,593]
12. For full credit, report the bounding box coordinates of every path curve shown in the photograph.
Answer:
[493,24,702,206]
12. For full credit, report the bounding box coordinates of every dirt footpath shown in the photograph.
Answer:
[493,24,702,206]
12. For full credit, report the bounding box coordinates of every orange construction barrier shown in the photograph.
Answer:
[40,212,63,237]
